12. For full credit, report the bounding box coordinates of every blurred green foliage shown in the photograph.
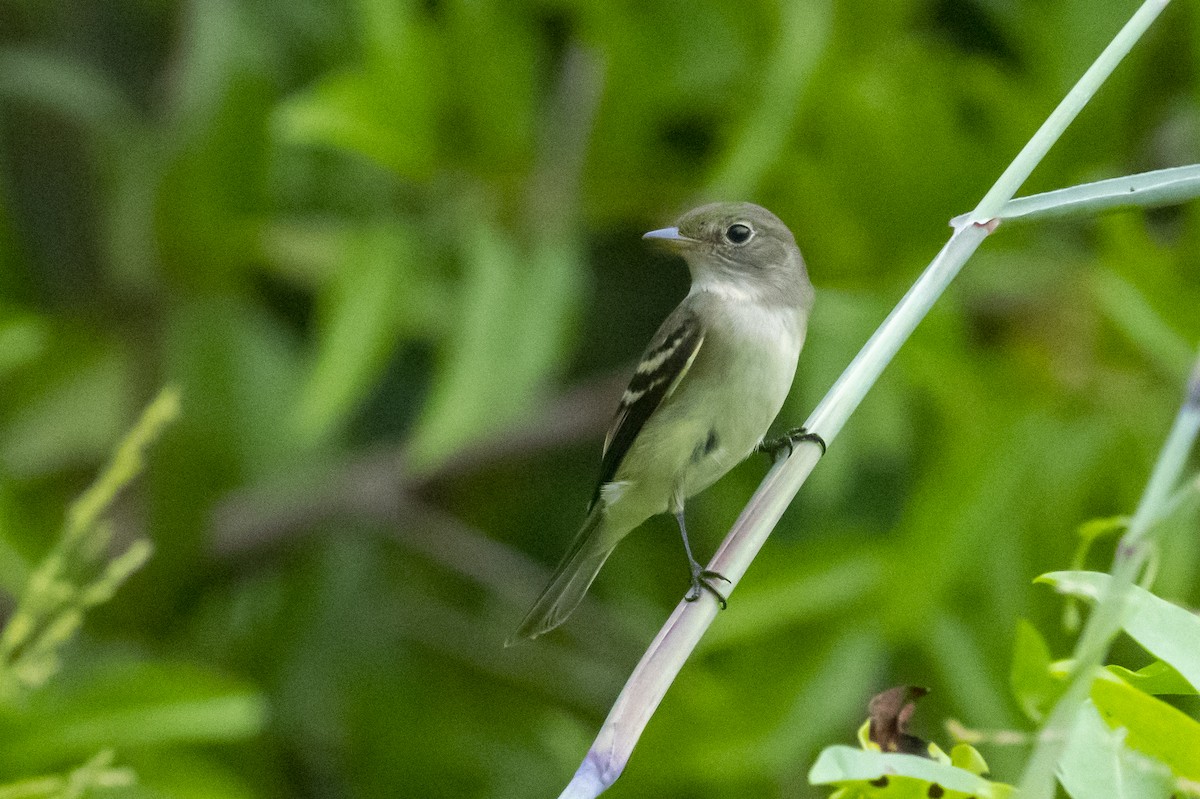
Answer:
[0,0,1198,797]
[0,389,174,699]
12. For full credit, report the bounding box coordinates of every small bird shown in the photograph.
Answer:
[510,202,815,643]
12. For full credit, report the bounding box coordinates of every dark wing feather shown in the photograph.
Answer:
[589,306,705,509]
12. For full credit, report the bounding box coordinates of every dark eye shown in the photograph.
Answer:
[725,223,753,244]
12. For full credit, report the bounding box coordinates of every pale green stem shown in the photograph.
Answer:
[969,0,1171,222]
[1017,354,1200,798]
[558,2,1175,796]
[964,164,1200,225]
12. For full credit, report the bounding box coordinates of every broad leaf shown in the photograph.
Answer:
[1038,571,1200,690]
[1058,700,1176,799]
[1010,619,1059,721]
[1090,670,1200,780]
[809,746,1013,798]
[1106,661,1197,696]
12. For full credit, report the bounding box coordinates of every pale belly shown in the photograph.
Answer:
[606,303,803,523]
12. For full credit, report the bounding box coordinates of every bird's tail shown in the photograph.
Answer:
[507,507,619,645]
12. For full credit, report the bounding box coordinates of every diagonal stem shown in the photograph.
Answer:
[969,0,1172,222]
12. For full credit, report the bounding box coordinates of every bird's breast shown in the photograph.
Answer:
[618,300,804,508]
[697,302,804,451]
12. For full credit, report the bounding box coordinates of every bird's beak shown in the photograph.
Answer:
[642,226,695,244]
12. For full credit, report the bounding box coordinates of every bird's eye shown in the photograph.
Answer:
[725,223,753,244]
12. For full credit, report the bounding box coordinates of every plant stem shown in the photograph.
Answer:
[969,0,1172,222]
[1017,353,1200,798]
[956,164,1200,226]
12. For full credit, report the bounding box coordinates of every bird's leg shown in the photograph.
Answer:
[674,508,730,609]
[756,426,827,461]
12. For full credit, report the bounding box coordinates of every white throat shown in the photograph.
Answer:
[688,278,759,304]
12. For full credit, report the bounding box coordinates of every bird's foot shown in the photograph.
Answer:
[757,427,827,461]
[684,568,731,609]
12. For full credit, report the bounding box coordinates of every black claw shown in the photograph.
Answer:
[686,568,730,609]
[757,427,827,460]
[701,569,731,585]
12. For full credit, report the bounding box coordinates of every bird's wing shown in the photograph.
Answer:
[590,304,705,509]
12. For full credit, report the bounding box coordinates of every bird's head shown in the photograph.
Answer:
[644,202,811,309]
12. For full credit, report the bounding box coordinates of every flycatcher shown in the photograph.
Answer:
[510,202,814,642]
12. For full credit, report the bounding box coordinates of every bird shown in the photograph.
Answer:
[509,202,815,643]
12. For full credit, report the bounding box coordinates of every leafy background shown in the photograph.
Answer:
[1,0,1198,797]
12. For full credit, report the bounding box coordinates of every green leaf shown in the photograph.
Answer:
[404,221,582,469]
[948,744,989,776]
[443,0,536,170]
[275,68,436,178]
[0,659,267,772]
[1072,516,1129,562]
[123,748,259,799]
[273,5,443,180]
[1090,670,1200,780]
[0,48,137,138]
[808,746,1014,798]
[1058,700,1176,799]
[1090,270,1196,383]
[165,297,303,476]
[167,0,266,135]
[1037,571,1200,691]
[1106,661,1197,696]
[0,348,130,478]
[0,750,134,799]
[704,0,833,198]
[291,223,415,445]
[0,314,49,382]
[1062,516,1130,631]
[1010,619,1060,722]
